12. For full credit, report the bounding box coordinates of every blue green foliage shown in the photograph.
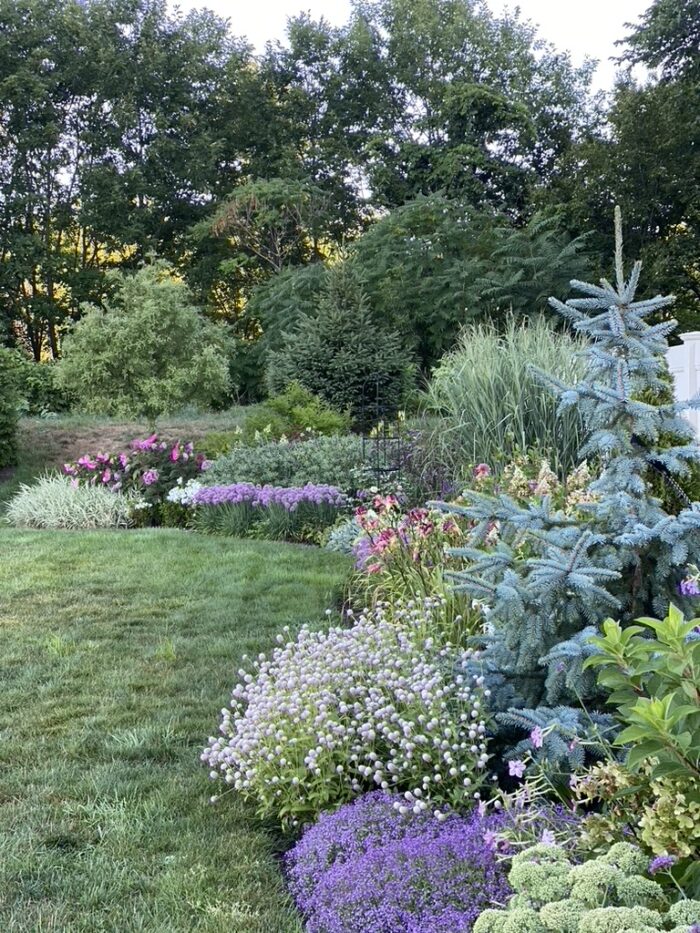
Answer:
[437,209,700,732]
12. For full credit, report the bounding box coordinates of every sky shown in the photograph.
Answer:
[176,0,652,90]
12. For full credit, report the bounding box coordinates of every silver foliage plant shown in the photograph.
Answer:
[6,474,132,530]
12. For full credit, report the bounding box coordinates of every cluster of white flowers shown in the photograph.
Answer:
[165,478,203,506]
[202,598,490,826]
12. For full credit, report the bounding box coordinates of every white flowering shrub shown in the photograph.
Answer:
[6,474,132,530]
[203,599,491,826]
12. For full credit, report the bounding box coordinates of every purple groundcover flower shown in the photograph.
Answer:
[191,482,347,511]
[285,793,512,933]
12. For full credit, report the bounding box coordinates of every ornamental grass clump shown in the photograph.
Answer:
[202,598,490,826]
[6,474,131,530]
[286,793,513,933]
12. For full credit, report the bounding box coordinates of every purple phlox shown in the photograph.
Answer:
[530,726,544,749]
[191,482,347,512]
[679,577,700,597]
[142,469,159,486]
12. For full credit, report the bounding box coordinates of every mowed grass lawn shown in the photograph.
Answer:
[0,526,349,931]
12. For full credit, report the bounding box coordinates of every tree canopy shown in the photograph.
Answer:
[0,0,698,373]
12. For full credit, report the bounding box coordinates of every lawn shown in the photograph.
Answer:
[0,526,349,931]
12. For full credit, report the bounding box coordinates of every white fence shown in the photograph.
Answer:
[667,332,700,437]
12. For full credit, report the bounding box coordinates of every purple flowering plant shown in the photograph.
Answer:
[285,793,513,933]
[202,598,491,827]
[190,482,349,543]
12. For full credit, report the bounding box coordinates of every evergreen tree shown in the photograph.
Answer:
[266,262,415,428]
[438,209,700,719]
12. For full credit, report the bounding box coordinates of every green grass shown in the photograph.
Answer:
[0,527,350,931]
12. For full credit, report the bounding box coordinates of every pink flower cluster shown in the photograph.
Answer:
[353,494,461,575]
[63,435,208,502]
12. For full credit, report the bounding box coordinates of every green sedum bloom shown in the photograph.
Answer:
[473,842,699,933]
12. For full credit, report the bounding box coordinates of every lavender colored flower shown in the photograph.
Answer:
[648,854,677,875]
[508,760,526,779]
[142,468,159,486]
[286,794,512,933]
[530,726,544,749]
[191,482,347,511]
[679,577,700,597]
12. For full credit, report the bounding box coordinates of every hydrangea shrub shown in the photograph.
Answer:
[202,599,490,826]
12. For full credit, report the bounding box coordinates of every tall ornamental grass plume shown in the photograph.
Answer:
[202,598,491,826]
[424,315,586,478]
[6,474,131,530]
[286,792,513,933]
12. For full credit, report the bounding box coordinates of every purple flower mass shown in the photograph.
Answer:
[679,577,700,597]
[286,792,512,933]
[192,482,347,512]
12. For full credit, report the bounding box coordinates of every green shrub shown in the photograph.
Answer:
[424,316,586,477]
[55,261,231,421]
[204,435,366,492]
[6,475,131,529]
[200,430,244,460]
[266,263,416,429]
[0,348,19,468]
[1,350,71,415]
[261,382,350,437]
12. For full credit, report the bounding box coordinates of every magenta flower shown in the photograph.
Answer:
[77,456,97,470]
[101,469,112,484]
[170,443,180,463]
[508,760,526,779]
[142,469,159,486]
[119,452,129,469]
[530,727,544,749]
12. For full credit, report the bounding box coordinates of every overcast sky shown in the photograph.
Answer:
[176,0,651,89]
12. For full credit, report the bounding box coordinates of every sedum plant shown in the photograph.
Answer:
[473,841,700,933]
[202,598,490,827]
[436,209,700,725]
[6,474,131,530]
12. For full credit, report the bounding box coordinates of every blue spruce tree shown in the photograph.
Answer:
[437,209,700,730]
